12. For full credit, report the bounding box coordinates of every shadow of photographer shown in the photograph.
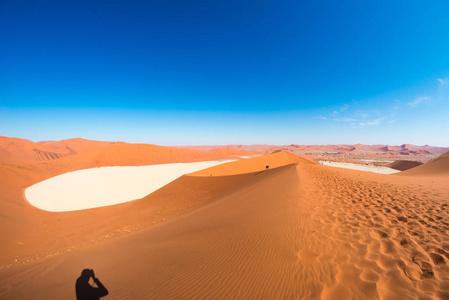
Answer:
[75,269,109,300]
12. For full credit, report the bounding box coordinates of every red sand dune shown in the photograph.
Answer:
[0,136,239,166]
[0,141,449,299]
[37,138,119,156]
[191,150,316,176]
[397,151,449,176]
[0,136,71,164]
[183,143,449,157]
[389,160,423,171]
[0,139,235,266]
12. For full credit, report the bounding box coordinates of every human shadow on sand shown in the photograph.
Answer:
[76,269,109,300]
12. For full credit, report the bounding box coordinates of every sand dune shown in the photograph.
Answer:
[397,151,449,176]
[1,148,449,299]
[37,138,120,154]
[191,150,316,176]
[388,160,423,171]
[184,143,449,156]
[0,136,240,166]
[0,139,236,268]
[0,136,69,164]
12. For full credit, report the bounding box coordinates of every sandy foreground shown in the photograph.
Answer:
[318,160,400,174]
[1,150,449,299]
[25,160,234,212]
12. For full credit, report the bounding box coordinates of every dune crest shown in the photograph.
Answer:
[190,150,315,176]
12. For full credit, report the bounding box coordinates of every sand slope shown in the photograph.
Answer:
[191,150,316,176]
[0,136,120,164]
[0,136,242,166]
[389,160,423,171]
[37,138,119,155]
[0,141,236,268]
[0,136,68,164]
[397,151,449,177]
[1,151,449,299]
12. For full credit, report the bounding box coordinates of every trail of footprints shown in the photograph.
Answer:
[307,166,449,298]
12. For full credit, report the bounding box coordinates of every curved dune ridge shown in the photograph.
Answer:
[1,150,449,299]
[25,160,235,212]
[190,150,316,176]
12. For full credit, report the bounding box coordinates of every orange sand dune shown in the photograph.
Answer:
[191,150,316,176]
[389,160,423,171]
[1,150,449,299]
[397,151,449,176]
[207,147,263,158]
[45,142,236,170]
[0,136,70,164]
[0,136,237,166]
[0,141,235,268]
[0,136,125,164]
[37,138,119,155]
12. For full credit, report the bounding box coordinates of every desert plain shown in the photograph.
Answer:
[0,136,449,299]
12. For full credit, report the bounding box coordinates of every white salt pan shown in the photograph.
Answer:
[318,160,400,174]
[25,160,233,212]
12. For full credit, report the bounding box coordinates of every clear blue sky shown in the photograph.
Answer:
[1,0,449,146]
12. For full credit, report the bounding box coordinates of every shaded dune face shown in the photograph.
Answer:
[1,151,449,299]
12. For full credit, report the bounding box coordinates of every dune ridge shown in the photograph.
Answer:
[0,136,242,166]
[0,136,119,164]
[0,148,448,299]
[190,150,316,176]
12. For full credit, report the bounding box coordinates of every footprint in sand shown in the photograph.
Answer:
[403,261,422,281]
[437,248,449,259]
[412,253,434,279]
[429,253,446,265]
[397,216,408,222]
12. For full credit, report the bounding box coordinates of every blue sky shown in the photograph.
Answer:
[1,0,449,146]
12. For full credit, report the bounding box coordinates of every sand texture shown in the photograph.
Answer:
[389,160,424,171]
[396,151,449,177]
[1,139,449,299]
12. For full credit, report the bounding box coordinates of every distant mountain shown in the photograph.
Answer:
[2,136,448,165]
[180,143,449,156]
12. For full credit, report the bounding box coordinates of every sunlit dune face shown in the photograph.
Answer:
[25,160,234,212]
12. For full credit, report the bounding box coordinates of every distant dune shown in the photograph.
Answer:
[0,136,246,166]
[182,143,449,156]
[0,136,120,164]
[389,160,423,171]
[0,138,448,299]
